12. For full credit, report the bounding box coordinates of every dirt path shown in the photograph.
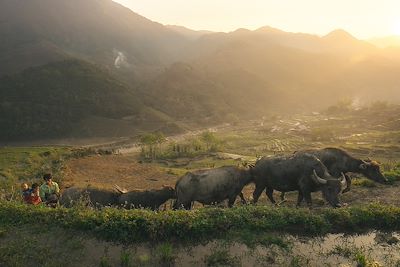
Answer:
[62,154,177,190]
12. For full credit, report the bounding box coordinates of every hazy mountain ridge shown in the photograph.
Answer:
[166,25,213,40]
[368,36,400,48]
[171,26,400,107]
[2,0,400,141]
[0,0,191,78]
[141,62,281,124]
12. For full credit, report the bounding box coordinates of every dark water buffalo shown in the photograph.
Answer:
[60,185,175,210]
[60,187,120,208]
[295,147,387,192]
[174,166,254,209]
[117,185,175,210]
[252,153,346,208]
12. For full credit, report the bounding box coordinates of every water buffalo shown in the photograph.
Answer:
[60,187,120,208]
[116,185,176,210]
[295,147,387,192]
[252,153,346,208]
[174,166,254,209]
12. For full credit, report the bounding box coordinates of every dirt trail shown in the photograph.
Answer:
[63,154,177,190]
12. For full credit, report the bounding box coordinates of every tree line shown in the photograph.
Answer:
[139,131,223,160]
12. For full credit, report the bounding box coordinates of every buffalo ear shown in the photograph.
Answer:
[359,163,368,170]
[162,184,173,190]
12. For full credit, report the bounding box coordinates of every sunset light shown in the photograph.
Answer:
[393,21,400,35]
[2,1,400,265]
[114,0,400,39]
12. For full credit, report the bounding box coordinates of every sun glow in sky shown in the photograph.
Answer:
[393,21,400,35]
[113,0,400,39]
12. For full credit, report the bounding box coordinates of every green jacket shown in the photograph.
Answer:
[40,181,60,200]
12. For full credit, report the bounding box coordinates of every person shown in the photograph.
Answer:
[40,173,60,207]
[21,183,30,199]
[25,183,42,205]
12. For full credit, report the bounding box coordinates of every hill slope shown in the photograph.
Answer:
[0,0,189,78]
[0,59,179,140]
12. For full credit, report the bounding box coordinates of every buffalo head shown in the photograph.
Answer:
[161,184,176,198]
[311,170,346,208]
[359,160,388,184]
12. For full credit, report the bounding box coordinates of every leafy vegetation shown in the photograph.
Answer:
[139,132,167,160]
[2,202,400,245]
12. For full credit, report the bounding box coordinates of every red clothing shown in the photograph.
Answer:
[24,194,42,205]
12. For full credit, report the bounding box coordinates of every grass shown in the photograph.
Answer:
[203,248,241,267]
[0,225,85,267]
[154,243,176,267]
[352,178,377,188]
[232,230,292,250]
[0,147,72,191]
[2,202,400,245]
[384,168,400,184]
[120,249,133,267]
[289,255,310,267]
[327,244,383,267]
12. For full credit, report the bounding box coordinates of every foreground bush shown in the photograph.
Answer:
[1,202,400,244]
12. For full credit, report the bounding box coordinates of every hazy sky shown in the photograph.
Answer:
[113,0,400,39]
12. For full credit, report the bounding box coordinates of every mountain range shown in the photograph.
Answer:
[1,0,400,141]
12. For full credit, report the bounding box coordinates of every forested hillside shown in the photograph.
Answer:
[0,60,145,140]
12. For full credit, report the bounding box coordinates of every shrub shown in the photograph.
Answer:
[2,202,400,245]
[154,243,176,267]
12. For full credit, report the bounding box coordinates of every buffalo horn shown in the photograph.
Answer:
[312,169,328,185]
[340,173,347,188]
[114,184,128,194]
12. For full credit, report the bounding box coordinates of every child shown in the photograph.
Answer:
[21,183,30,199]
[23,183,42,205]
[40,173,60,207]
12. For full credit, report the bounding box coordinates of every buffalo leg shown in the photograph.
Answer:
[277,192,287,205]
[304,192,313,208]
[296,192,304,207]
[183,202,192,210]
[252,184,265,204]
[239,192,247,204]
[172,200,178,210]
[174,201,192,210]
[265,187,276,204]
[228,195,237,207]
